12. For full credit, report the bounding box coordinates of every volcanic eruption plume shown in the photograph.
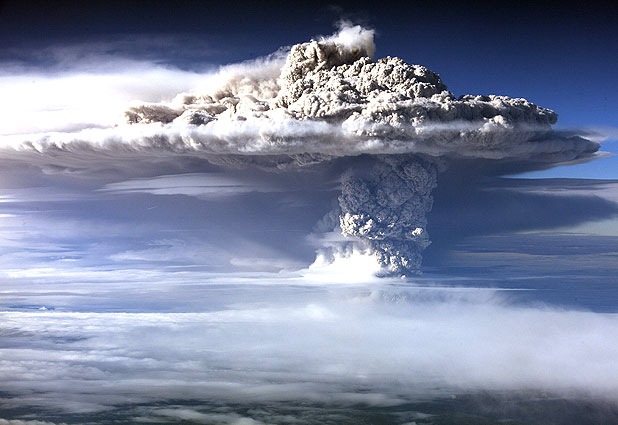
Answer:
[4,23,599,275]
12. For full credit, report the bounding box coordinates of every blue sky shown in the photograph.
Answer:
[2,1,615,178]
[1,2,618,423]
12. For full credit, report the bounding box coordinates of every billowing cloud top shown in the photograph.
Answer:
[116,24,597,162]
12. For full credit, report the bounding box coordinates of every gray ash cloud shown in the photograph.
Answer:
[338,155,438,275]
[3,23,600,275]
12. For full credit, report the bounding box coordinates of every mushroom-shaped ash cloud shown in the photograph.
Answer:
[6,23,600,275]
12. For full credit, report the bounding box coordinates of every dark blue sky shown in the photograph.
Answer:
[1,0,616,161]
[2,1,616,128]
[1,1,616,111]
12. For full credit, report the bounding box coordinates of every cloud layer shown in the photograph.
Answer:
[2,283,618,421]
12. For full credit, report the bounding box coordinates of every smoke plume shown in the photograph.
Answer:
[1,23,600,275]
[338,155,438,274]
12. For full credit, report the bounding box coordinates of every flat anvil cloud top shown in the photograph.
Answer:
[124,25,597,162]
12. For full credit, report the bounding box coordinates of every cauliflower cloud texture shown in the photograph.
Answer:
[6,24,599,275]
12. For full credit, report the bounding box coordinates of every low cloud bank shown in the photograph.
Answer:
[1,284,618,418]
